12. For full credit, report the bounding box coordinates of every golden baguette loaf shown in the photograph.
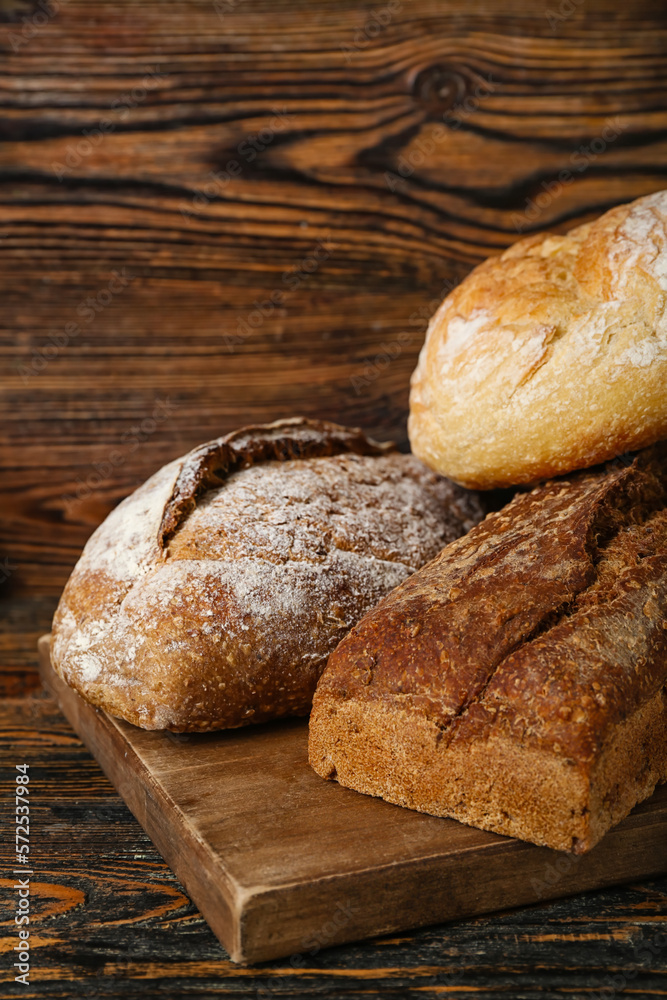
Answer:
[309,445,667,853]
[51,418,483,731]
[409,190,667,489]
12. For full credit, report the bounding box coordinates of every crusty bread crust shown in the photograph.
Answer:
[51,418,483,732]
[409,190,667,489]
[309,445,667,853]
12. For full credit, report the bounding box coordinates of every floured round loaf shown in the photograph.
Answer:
[51,418,483,731]
[409,190,667,489]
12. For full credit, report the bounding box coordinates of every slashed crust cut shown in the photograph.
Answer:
[52,418,483,731]
[309,445,667,853]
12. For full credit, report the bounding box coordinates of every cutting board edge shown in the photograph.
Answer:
[233,821,667,962]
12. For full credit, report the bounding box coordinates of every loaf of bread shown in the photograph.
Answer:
[51,418,483,731]
[309,445,667,853]
[409,190,667,489]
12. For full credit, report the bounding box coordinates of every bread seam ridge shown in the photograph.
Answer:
[423,457,667,742]
[158,418,395,548]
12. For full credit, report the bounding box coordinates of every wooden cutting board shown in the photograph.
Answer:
[38,635,667,964]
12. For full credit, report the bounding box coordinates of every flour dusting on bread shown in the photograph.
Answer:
[51,419,483,731]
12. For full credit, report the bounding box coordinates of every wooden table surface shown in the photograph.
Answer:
[2,0,667,995]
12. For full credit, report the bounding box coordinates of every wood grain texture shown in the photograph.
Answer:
[1,0,667,597]
[2,2,667,992]
[0,596,56,690]
[2,690,667,997]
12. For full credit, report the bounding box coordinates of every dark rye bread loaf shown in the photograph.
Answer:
[51,418,483,732]
[309,445,667,853]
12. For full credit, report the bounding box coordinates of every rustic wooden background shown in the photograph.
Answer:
[1,0,667,995]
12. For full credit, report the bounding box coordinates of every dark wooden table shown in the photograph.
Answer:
[2,0,667,995]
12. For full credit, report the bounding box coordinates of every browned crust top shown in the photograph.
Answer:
[314,444,667,765]
[158,417,395,548]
